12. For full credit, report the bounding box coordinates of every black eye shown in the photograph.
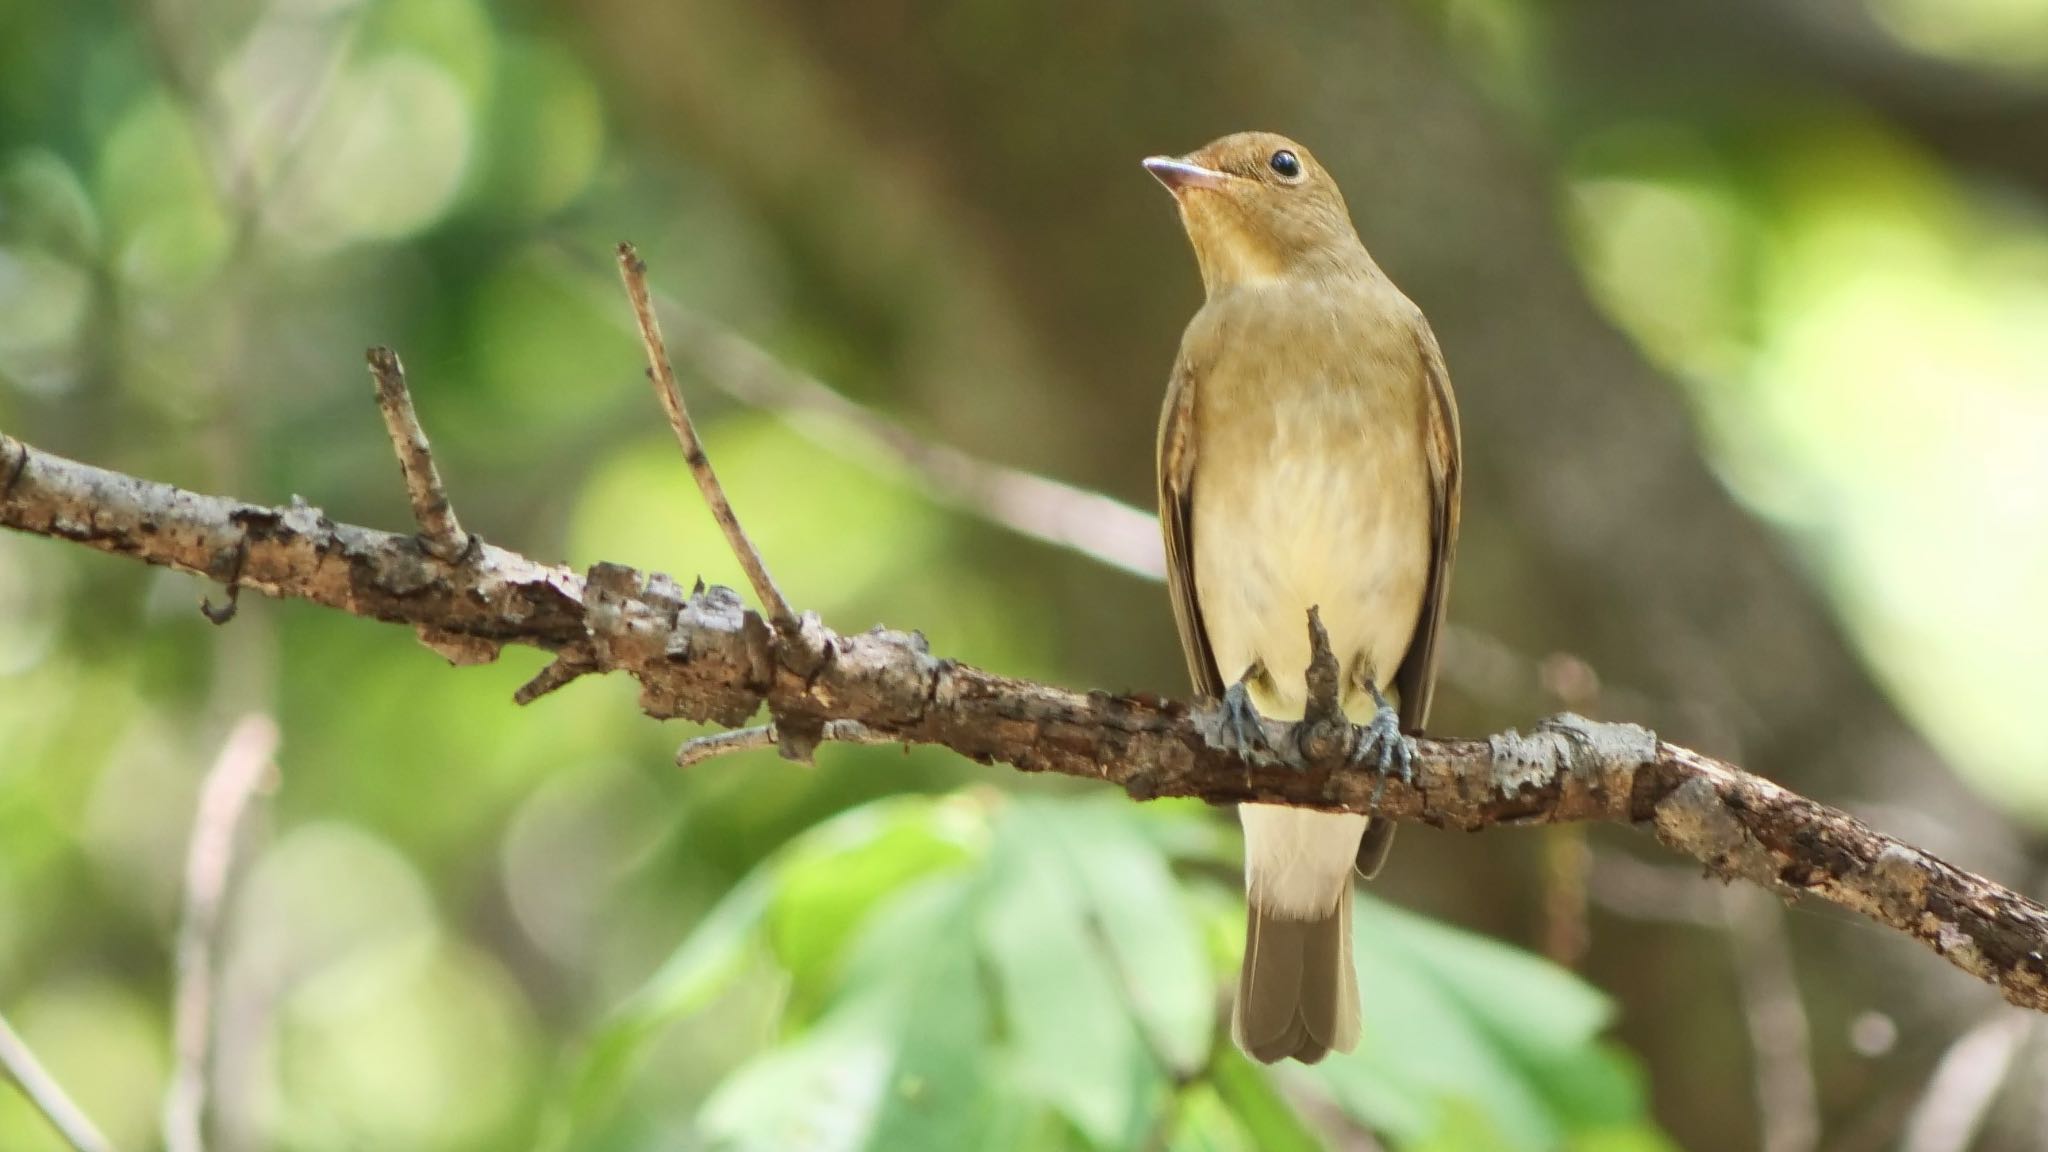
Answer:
[1269,150,1301,179]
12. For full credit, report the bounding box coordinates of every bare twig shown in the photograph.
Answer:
[615,244,795,630]
[0,1010,116,1152]
[164,714,280,1152]
[514,647,600,705]
[6,430,2048,1012]
[367,347,471,562]
[675,724,777,766]
[198,535,247,626]
[675,719,893,767]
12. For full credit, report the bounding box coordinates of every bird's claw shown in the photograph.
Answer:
[1210,679,1282,768]
[1350,702,1415,807]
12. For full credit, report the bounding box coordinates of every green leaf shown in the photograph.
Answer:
[858,878,1022,1152]
[1310,893,1660,1150]
[692,998,898,1152]
[1316,895,1569,1149]
[538,869,775,1151]
[699,875,1021,1151]
[1405,1100,1518,1152]
[1315,915,1533,1147]
[1207,1045,1325,1152]
[768,797,979,1014]
[1373,898,1615,1056]
[1046,800,1215,1075]
[1165,1083,1260,1152]
[1568,1123,1686,1152]
[1524,1042,1651,1129]
[981,803,1162,1149]
[0,150,100,258]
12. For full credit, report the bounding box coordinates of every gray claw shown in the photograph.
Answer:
[1211,680,1282,768]
[1350,702,1415,807]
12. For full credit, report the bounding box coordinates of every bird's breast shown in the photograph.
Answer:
[1191,363,1432,721]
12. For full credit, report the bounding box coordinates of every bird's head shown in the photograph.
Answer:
[1143,132,1363,294]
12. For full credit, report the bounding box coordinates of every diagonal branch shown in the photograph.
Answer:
[367,347,471,563]
[616,244,795,630]
[4,426,2047,1013]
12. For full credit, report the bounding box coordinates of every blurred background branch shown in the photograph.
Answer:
[163,715,278,1152]
[0,1012,116,1152]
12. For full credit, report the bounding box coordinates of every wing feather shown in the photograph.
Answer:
[1392,316,1462,733]
[1158,354,1224,700]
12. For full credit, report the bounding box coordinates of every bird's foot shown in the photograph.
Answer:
[1349,696,1416,809]
[1208,676,1281,768]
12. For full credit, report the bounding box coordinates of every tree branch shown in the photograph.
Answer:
[616,243,795,631]
[5,427,2048,1013]
[366,348,471,563]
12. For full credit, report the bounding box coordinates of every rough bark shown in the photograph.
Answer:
[6,427,2046,1014]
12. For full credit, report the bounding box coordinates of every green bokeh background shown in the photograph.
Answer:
[3,0,2046,1149]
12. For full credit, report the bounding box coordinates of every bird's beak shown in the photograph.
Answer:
[1143,155,1228,194]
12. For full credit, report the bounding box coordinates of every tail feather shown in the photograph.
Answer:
[1232,880,1358,1064]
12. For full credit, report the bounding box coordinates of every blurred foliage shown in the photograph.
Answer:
[545,795,1667,1152]
[1568,117,2048,816]
[1,0,2045,1149]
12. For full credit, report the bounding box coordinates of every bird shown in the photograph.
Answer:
[1144,132,1462,1064]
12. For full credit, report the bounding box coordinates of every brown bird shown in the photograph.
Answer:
[1145,132,1462,1064]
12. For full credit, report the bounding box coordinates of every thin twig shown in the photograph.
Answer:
[164,715,281,1152]
[0,1011,116,1152]
[367,347,471,562]
[198,535,247,625]
[676,724,776,766]
[514,648,599,705]
[676,719,895,767]
[614,244,795,629]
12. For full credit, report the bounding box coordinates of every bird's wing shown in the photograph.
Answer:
[1159,351,1225,700]
[1357,314,1462,880]
[1392,316,1463,733]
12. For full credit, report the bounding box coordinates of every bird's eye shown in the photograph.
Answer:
[1269,150,1302,180]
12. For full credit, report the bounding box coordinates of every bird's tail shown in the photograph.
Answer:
[1233,805,1364,1063]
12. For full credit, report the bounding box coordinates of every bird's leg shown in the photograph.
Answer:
[1209,662,1280,767]
[1349,677,1416,808]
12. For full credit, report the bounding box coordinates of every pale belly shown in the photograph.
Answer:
[1191,413,1431,722]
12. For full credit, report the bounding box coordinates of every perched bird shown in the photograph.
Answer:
[1145,132,1462,1064]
